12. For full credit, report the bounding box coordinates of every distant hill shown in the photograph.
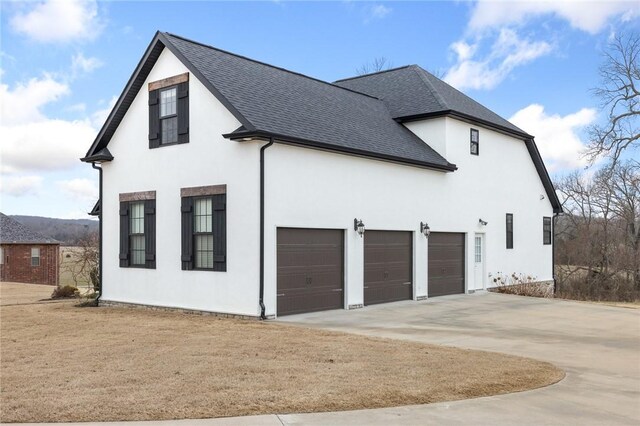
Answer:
[10,215,98,246]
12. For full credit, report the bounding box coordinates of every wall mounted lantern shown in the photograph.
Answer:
[478,218,488,226]
[354,218,365,237]
[420,222,431,238]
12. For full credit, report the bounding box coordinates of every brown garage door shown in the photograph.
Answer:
[428,232,465,297]
[364,231,413,305]
[277,228,344,316]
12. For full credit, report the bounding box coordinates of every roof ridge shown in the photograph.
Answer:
[410,65,448,111]
[333,65,413,83]
[162,32,380,101]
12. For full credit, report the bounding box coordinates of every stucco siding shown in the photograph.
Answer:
[100,48,261,316]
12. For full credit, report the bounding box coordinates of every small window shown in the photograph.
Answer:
[194,198,214,269]
[129,202,146,266]
[0,247,4,265]
[506,213,513,249]
[31,247,40,267]
[474,236,482,263]
[160,87,178,144]
[470,129,479,155]
[543,217,552,245]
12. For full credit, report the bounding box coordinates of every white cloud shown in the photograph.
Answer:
[509,104,597,172]
[10,0,103,43]
[444,28,552,90]
[56,178,98,201]
[1,119,96,174]
[1,75,69,125]
[71,53,103,76]
[370,4,392,20]
[0,175,43,196]
[91,96,117,128]
[469,0,640,35]
[0,75,97,174]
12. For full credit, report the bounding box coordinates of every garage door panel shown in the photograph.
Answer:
[428,232,465,297]
[364,231,412,305]
[277,228,344,316]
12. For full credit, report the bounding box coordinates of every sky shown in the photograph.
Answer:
[1,0,639,219]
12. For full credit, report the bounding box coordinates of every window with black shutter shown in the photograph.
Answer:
[149,74,189,149]
[543,217,552,245]
[181,189,226,272]
[506,213,514,249]
[119,195,156,269]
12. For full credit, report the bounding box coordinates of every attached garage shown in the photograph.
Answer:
[276,228,344,316]
[364,231,413,305]
[428,232,465,297]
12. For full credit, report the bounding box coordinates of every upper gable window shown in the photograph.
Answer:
[160,87,178,144]
[148,73,189,149]
[470,129,479,155]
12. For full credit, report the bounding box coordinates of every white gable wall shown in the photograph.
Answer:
[100,48,262,316]
[262,117,553,316]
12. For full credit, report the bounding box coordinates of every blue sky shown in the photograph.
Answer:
[1,0,639,218]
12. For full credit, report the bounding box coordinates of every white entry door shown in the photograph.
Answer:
[473,234,485,291]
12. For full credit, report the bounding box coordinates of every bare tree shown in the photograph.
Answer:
[60,232,99,293]
[356,57,393,75]
[585,32,640,165]
[555,160,640,298]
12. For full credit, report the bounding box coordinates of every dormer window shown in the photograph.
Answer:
[470,129,479,155]
[148,73,189,149]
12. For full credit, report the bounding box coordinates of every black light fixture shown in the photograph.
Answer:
[420,222,430,238]
[354,218,365,237]
[478,218,488,226]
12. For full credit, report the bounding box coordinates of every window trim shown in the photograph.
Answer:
[148,73,189,149]
[31,247,40,267]
[470,128,479,156]
[506,213,514,249]
[543,216,552,245]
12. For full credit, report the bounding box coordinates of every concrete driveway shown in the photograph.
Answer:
[277,292,640,425]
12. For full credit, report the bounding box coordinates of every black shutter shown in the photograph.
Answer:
[177,82,189,144]
[181,197,194,270]
[149,89,160,148]
[119,202,130,267]
[144,200,156,269]
[212,194,226,272]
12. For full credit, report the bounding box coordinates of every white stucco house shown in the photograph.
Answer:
[82,32,561,318]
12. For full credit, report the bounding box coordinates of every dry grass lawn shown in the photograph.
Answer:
[0,283,564,423]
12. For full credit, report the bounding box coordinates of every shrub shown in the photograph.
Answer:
[490,273,552,298]
[555,269,639,302]
[51,285,79,299]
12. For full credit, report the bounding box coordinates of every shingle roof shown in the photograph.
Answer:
[0,213,60,244]
[162,33,454,170]
[334,65,531,138]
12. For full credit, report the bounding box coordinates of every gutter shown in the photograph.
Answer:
[259,138,274,320]
[91,162,104,304]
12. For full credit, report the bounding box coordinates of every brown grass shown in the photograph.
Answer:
[0,283,564,423]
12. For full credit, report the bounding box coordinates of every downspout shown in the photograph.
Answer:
[92,162,103,304]
[552,212,559,295]
[259,138,274,320]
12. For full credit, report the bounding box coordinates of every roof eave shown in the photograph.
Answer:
[524,138,563,214]
[396,110,534,140]
[81,147,114,163]
[223,129,457,172]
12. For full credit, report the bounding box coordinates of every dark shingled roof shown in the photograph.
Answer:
[162,33,454,170]
[0,213,60,244]
[334,65,531,138]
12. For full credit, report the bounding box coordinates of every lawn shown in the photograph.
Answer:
[0,282,564,423]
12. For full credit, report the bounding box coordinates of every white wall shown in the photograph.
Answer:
[263,117,553,316]
[101,48,263,316]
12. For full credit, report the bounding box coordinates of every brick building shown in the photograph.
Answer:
[0,213,60,286]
